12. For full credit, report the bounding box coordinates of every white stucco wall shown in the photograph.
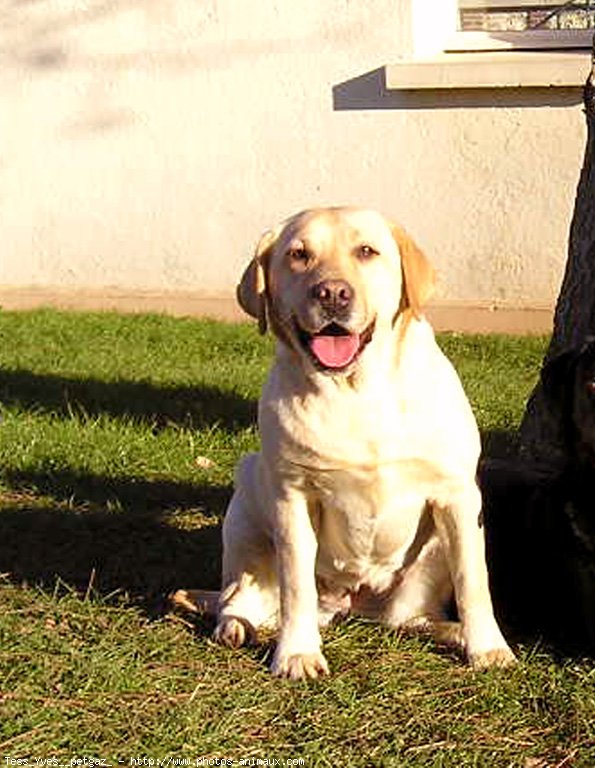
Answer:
[0,0,589,319]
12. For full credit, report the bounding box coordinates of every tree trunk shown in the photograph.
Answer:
[519,38,595,467]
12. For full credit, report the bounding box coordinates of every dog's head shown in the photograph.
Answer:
[237,207,435,374]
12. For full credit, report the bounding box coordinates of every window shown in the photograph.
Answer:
[385,0,589,92]
[459,1,595,32]
[452,1,595,50]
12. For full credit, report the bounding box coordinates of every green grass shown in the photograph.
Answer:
[0,308,592,766]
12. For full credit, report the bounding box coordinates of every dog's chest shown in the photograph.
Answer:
[264,378,430,469]
[309,460,433,590]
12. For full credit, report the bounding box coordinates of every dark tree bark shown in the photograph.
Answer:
[519,40,595,467]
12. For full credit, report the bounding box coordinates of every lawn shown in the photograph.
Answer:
[0,309,593,766]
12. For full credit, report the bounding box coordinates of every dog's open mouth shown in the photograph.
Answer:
[296,320,375,372]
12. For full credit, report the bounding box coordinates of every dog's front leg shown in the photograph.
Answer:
[432,485,516,669]
[270,483,329,680]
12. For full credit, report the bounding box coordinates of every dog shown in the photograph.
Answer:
[483,339,595,654]
[175,207,515,678]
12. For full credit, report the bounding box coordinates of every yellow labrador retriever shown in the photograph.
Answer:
[177,207,515,679]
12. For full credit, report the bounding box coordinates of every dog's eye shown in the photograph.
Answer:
[358,245,379,260]
[288,247,309,265]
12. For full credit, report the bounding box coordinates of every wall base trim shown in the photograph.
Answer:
[0,287,553,335]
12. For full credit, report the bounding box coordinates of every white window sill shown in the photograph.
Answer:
[384,51,590,91]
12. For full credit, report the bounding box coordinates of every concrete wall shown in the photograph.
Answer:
[0,0,589,330]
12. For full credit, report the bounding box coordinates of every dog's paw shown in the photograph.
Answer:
[271,650,330,680]
[469,645,517,670]
[213,616,256,649]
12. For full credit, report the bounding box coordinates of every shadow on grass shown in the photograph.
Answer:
[2,428,564,650]
[0,431,521,610]
[0,468,229,606]
[4,467,230,516]
[0,369,257,430]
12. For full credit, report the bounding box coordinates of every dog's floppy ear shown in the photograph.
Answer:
[236,229,278,334]
[391,224,435,318]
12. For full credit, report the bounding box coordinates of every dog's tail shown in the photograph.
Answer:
[169,589,220,616]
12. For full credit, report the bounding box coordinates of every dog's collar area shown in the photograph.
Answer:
[295,319,375,373]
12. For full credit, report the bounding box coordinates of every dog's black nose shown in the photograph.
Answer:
[310,280,353,313]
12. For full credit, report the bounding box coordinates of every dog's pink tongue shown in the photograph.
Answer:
[310,334,360,369]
